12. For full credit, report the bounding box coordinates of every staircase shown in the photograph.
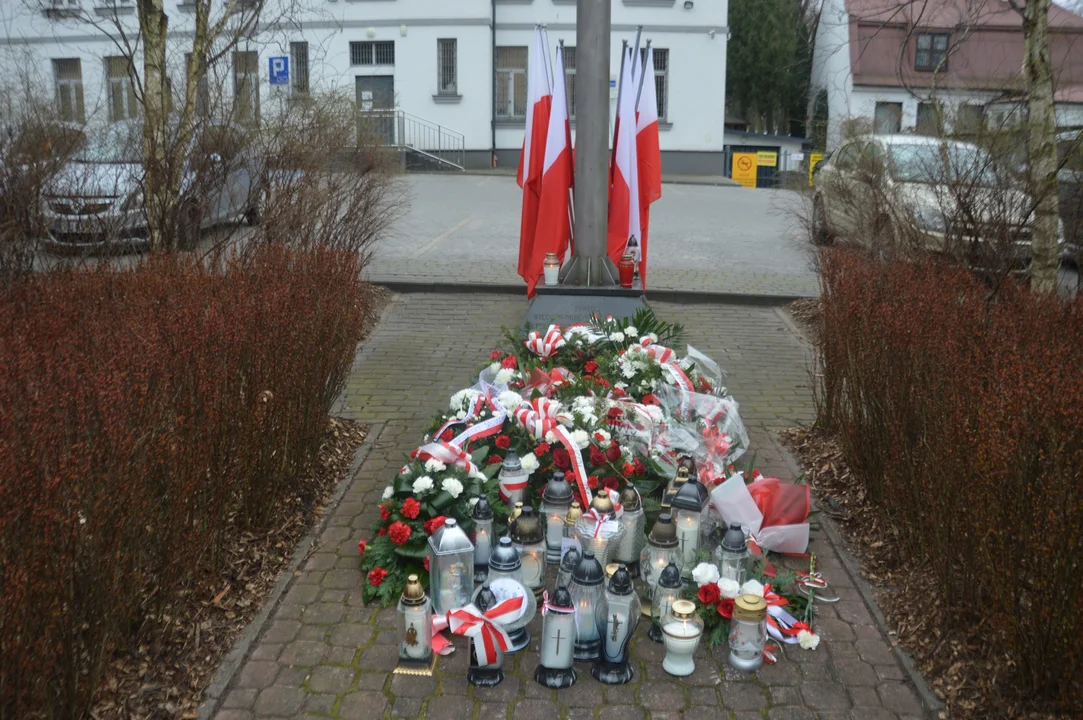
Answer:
[357,110,465,172]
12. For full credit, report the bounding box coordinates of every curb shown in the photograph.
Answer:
[198,423,382,720]
[371,279,815,307]
[447,169,742,187]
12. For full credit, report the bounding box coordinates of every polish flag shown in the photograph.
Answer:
[635,46,663,288]
[606,47,640,267]
[517,29,553,286]
[526,45,573,298]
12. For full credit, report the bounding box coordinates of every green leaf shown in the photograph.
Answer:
[394,544,429,560]
[484,463,501,480]
[429,490,455,510]
[471,446,490,464]
[394,475,412,495]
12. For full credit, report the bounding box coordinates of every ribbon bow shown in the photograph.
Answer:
[432,595,526,666]
[511,399,592,507]
[412,441,480,476]
[525,325,566,359]
[636,338,694,411]
[525,366,571,397]
[541,589,580,634]
[582,499,623,539]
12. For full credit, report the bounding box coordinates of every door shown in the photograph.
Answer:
[356,75,395,145]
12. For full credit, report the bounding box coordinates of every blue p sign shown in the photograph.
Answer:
[269,56,289,86]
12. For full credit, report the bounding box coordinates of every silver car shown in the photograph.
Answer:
[42,121,264,253]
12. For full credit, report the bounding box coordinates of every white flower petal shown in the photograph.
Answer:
[691,563,721,587]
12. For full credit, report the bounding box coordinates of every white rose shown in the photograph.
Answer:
[425,459,447,473]
[381,486,393,500]
[442,477,464,499]
[412,476,434,495]
[544,431,558,444]
[691,563,721,587]
[497,391,523,410]
[717,578,741,599]
[495,368,515,385]
[624,325,638,337]
[520,452,539,474]
[572,429,591,449]
[609,331,625,343]
[798,629,821,650]
[739,579,765,598]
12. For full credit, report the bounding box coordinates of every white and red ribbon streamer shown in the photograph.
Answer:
[414,441,480,476]
[431,595,527,665]
[525,324,567,359]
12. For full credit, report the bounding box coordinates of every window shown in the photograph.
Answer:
[495,46,528,119]
[186,53,210,117]
[290,41,309,95]
[874,101,902,134]
[105,56,138,122]
[651,48,669,122]
[915,32,949,72]
[563,46,577,119]
[437,39,457,95]
[956,104,985,134]
[52,58,85,123]
[232,50,259,126]
[916,102,941,135]
[350,41,394,67]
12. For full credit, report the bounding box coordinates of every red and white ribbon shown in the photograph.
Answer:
[525,366,571,396]
[414,441,479,476]
[582,500,623,539]
[637,338,694,412]
[451,412,506,449]
[512,397,567,439]
[541,589,579,633]
[525,324,566,359]
[498,467,529,503]
[431,595,527,666]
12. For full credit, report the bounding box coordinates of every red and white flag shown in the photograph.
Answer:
[606,46,641,267]
[516,29,553,286]
[635,46,663,289]
[526,45,573,297]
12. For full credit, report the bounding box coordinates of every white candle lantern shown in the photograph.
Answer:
[472,496,495,583]
[568,550,605,661]
[671,479,706,570]
[613,487,646,578]
[574,493,626,567]
[649,562,683,643]
[478,537,537,653]
[427,518,474,615]
[541,471,574,564]
[714,521,751,585]
[640,513,682,602]
[661,599,704,677]
[543,252,561,286]
[395,574,433,670]
[591,563,640,684]
[498,450,529,511]
[728,593,768,672]
[509,506,546,596]
[556,545,581,590]
[535,586,578,688]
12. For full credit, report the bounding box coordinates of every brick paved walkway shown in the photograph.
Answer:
[207,293,928,720]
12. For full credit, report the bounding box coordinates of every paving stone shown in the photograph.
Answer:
[214,711,252,720]
[834,602,875,626]
[556,680,599,707]
[261,620,301,644]
[275,666,309,687]
[325,645,359,665]
[357,643,399,670]
[390,696,425,719]
[322,568,362,590]
[688,686,720,706]
[605,684,637,705]
[855,639,898,666]
[236,661,280,690]
[296,625,329,642]
[222,689,257,709]
[756,660,802,685]
[767,708,817,720]
[797,663,833,682]
[877,681,924,715]
[374,628,399,645]
[478,702,509,719]
[249,643,282,662]
[848,685,883,707]
[303,693,337,714]
[320,588,348,603]
[564,709,596,720]
[633,637,667,662]
[799,682,852,711]
[307,665,356,693]
[815,617,856,642]
[390,673,437,698]
[305,553,338,571]
[832,658,880,686]
[329,623,374,647]
[522,680,553,699]
[598,706,645,720]
[302,602,346,625]
[720,681,768,711]
[428,695,473,718]
[769,685,802,706]
[278,640,327,667]
[638,681,687,711]
[283,585,320,606]
[512,699,559,720]
[475,675,520,702]
[338,691,389,719]
[875,663,906,681]
[252,686,306,717]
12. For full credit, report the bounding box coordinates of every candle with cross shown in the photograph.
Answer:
[535,587,578,688]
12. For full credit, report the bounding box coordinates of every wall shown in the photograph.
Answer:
[809,0,855,151]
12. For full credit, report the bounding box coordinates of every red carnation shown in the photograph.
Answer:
[717,598,735,619]
[401,498,421,520]
[605,444,621,462]
[424,515,448,535]
[368,567,388,587]
[441,428,455,441]
[378,526,387,536]
[552,448,570,470]
[358,539,367,556]
[607,407,624,420]
[698,583,721,605]
[379,502,391,521]
[612,387,626,397]
[495,434,511,449]
[633,458,646,475]
[642,393,659,406]
[490,350,502,360]
[534,442,551,455]
[389,521,412,546]
[587,475,599,490]
[596,378,611,389]
[488,455,504,465]
[584,360,598,374]
[603,477,621,492]
[424,556,430,572]
[622,462,636,477]
[590,447,607,467]
[501,355,518,369]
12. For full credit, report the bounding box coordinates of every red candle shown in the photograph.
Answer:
[618,254,635,288]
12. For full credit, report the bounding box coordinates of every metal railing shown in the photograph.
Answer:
[357,109,465,171]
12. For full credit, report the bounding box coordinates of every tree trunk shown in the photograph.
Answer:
[139,0,173,252]
[1021,0,1061,294]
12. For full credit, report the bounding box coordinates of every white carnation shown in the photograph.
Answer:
[544,431,558,444]
[609,331,625,343]
[571,429,591,449]
[614,381,628,390]
[624,325,638,337]
[717,578,741,599]
[450,388,480,412]
[489,362,501,375]
[412,476,435,495]
[739,579,765,598]
[691,563,721,587]
[381,486,394,501]
[645,405,664,424]
[495,368,515,385]
[497,391,523,410]
[442,477,464,499]
[520,452,539,473]
[594,429,611,444]
[425,459,447,473]
[645,333,659,343]
[798,629,821,650]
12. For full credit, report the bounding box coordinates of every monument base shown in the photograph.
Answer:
[527,279,649,328]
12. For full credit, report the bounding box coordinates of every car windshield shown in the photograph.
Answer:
[887,143,998,187]
[72,124,143,163]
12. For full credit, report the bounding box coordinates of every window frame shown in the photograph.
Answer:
[915,32,950,72]
[105,55,139,123]
[874,101,903,134]
[650,48,669,123]
[563,46,577,120]
[232,50,260,127]
[437,38,458,96]
[52,58,86,124]
[494,45,528,120]
[290,41,310,96]
[350,41,395,67]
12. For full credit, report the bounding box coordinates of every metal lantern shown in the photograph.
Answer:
[677,454,697,477]
[613,487,646,578]
[714,522,751,585]
[467,585,505,687]
[535,586,578,688]
[509,506,546,595]
[574,493,626,566]
[427,518,474,615]
[541,471,574,564]
[661,599,704,677]
[472,496,495,583]
[396,574,433,671]
[499,450,529,510]
[479,537,537,653]
[511,501,524,521]
[569,550,605,661]
[592,563,639,684]
[671,478,706,570]
[649,562,683,643]
[661,466,690,511]
[556,544,581,591]
[728,593,768,672]
[640,513,682,601]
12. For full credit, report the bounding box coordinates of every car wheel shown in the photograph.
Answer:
[245,183,267,226]
[176,201,202,251]
[811,195,833,246]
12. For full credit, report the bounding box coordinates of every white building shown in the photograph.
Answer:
[0,0,729,172]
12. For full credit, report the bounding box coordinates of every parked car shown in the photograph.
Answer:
[41,120,265,253]
[1058,130,1082,263]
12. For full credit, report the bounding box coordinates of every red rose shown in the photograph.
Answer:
[495,434,511,449]
[441,428,455,442]
[424,556,430,571]
[368,567,388,587]
[622,462,636,477]
[401,498,421,520]
[379,502,391,521]
[717,598,735,619]
[534,442,551,455]
[489,350,502,360]
[642,393,659,405]
[633,458,646,476]
[378,526,387,536]
[698,583,721,605]
[358,539,367,556]
[501,355,518,369]
[488,455,504,465]
[552,448,570,470]
[602,477,621,492]
[424,516,448,535]
[587,475,599,489]
[590,447,607,467]
[389,521,411,546]
[584,360,598,374]
[605,444,621,462]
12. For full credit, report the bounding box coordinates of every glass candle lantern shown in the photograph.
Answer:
[661,599,704,677]
[661,466,690,511]
[563,500,583,541]
[728,593,768,672]
[574,493,626,567]
[613,487,646,578]
[467,586,505,687]
[396,574,433,669]
[543,252,561,286]
[499,451,529,511]
[427,518,474,615]
[640,513,682,602]
[592,563,640,684]
[677,454,697,477]
[556,545,581,591]
[541,471,574,564]
[569,550,605,661]
[714,522,751,585]
[535,586,578,688]
[472,497,495,583]
[671,479,706,570]
[618,252,635,288]
[478,537,537,653]
[509,506,546,595]
[649,562,683,643]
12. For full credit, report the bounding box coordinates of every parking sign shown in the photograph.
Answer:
[269,56,289,86]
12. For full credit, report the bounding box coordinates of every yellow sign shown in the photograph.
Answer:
[756,151,777,167]
[732,153,758,189]
[808,152,824,187]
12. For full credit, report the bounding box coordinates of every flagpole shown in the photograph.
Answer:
[558,40,575,255]
[630,26,643,87]
[608,40,628,186]
[635,40,652,112]
[540,24,554,94]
